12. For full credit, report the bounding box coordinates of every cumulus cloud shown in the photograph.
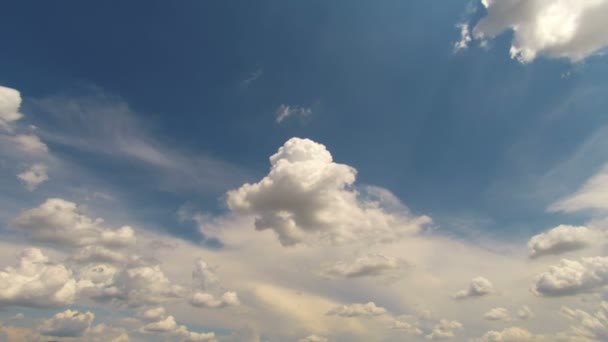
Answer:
[298,334,328,342]
[190,257,239,309]
[453,276,494,299]
[143,315,217,341]
[326,302,387,318]
[321,253,402,278]
[39,309,94,337]
[276,104,312,123]
[561,301,608,340]
[0,85,23,130]
[470,326,537,342]
[458,0,608,63]
[517,306,533,320]
[550,165,608,212]
[190,291,240,309]
[392,317,423,336]
[528,225,599,259]
[17,163,48,191]
[0,248,76,308]
[138,307,166,322]
[12,134,48,154]
[425,319,463,340]
[483,307,511,321]
[12,198,136,249]
[226,137,431,246]
[532,257,608,296]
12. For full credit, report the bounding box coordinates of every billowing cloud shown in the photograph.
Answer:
[12,134,48,154]
[0,85,23,130]
[138,307,166,322]
[528,225,599,259]
[226,137,431,246]
[190,257,239,309]
[458,0,608,63]
[39,309,95,337]
[483,307,511,321]
[326,302,387,318]
[453,276,494,299]
[298,335,328,342]
[17,163,48,191]
[470,326,537,342]
[550,165,608,212]
[425,319,463,340]
[12,198,136,248]
[0,248,76,308]
[561,301,608,341]
[321,253,402,278]
[143,315,178,333]
[276,104,312,123]
[190,291,240,309]
[532,257,608,296]
[143,315,217,341]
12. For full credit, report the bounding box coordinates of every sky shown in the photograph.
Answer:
[1,0,608,341]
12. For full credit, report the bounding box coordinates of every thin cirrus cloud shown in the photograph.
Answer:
[456,0,608,63]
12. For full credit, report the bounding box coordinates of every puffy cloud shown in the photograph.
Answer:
[298,335,328,342]
[517,306,534,320]
[39,309,94,337]
[143,315,178,333]
[470,326,536,342]
[550,166,608,213]
[12,134,48,154]
[12,198,136,249]
[226,137,430,246]
[143,315,217,341]
[276,104,312,123]
[190,291,240,309]
[321,253,402,278]
[17,163,48,191]
[528,225,599,259]
[0,248,76,308]
[192,257,220,291]
[459,0,608,63]
[532,257,608,296]
[0,85,23,130]
[561,301,608,340]
[484,308,511,321]
[326,302,387,318]
[453,276,494,299]
[392,317,423,336]
[426,319,463,340]
[138,307,166,322]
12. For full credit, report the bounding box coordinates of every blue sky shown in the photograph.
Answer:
[2,1,608,341]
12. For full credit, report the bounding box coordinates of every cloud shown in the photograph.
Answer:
[517,306,534,320]
[138,307,166,322]
[470,326,537,342]
[391,317,423,336]
[561,301,608,341]
[483,307,511,321]
[17,163,48,191]
[453,276,494,299]
[298,335,328,342]
[190,291,240,309]
[459,0,608,63]
[532,257,608,296]
[143,315,217,341]
[326,302,387,318]
[190,257,239,309]
[321,253,402,278]
[0,248,76,308]
[39,309,94,337]
[275,104,312,123]
[550,165,608,212]
[0,85,23,130]
[12,198,136,248]
[528,225,599,259]
[12,134,48,154]
[226,137,431,246]
[425,319,463,340]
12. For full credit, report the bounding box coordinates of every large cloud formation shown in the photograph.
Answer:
[527,225,599,259]
[457,0,608,63]
[39,309,95,337]
[532,257,608,296]
[227,137,430,246]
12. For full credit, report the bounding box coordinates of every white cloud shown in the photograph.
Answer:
[391,317,423,336]
[143,315,178,333]
[12,198,136,248]
[193,257,220,291]
[190,291,240,309]
[460,0,608,63]
[528,225,599,259]
[483,307,511,321]
[0,248,76,308]
[454,23,472,51]
[561,301,608,340]
[12,134,48,154]
[550,165,608,212]
[326,302,387,318]
[298,335,328,342]
[138,307,166,322]
[532,257,608,296]
[275,104,312,123]
[226,137,431,246]
[143,315,217,341]
[517,306,534,320]
[426,319,463,340]
[321,253,402,278]
[453,276,494,299]
[39,309,94,337]
[470,326,537,342]
[17,163,48,191]
[0,85,23,130]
